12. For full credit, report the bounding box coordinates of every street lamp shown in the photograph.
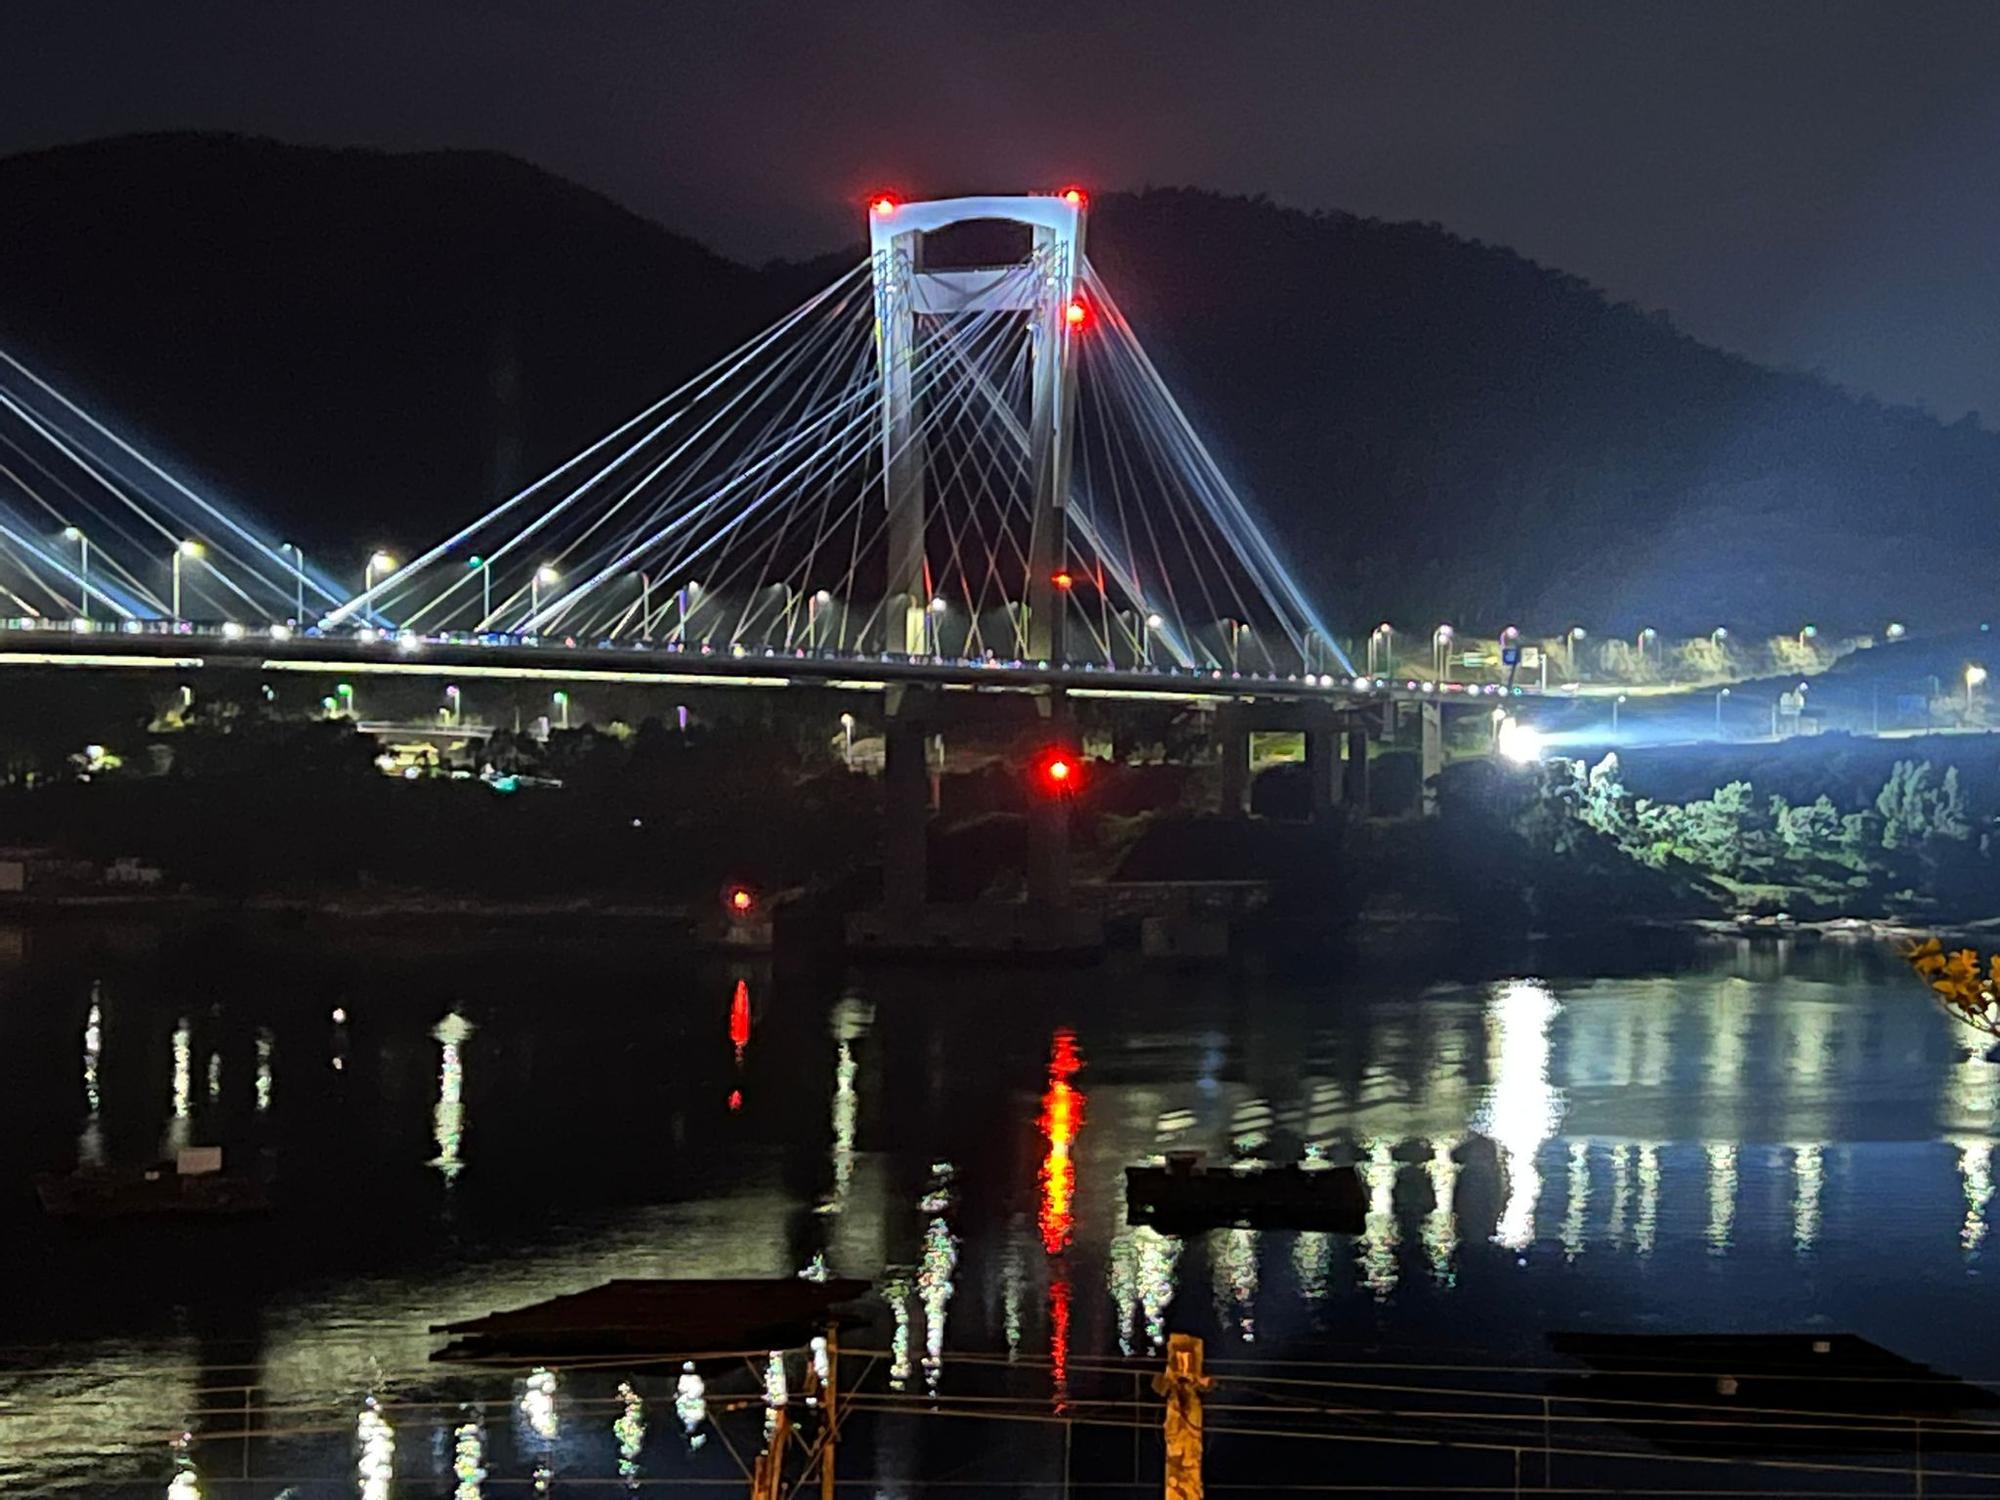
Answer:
[839,711,856,768]
[673,580,702,644]
[444,684,461,727]
[279,541,305,623]
[62,526,89,621]
[809,588,832,650]
[530,564,560,624]
[1612,693,1627,736]
[1798,624,1818,647]
[1369,623,1394,676]
[365,550,396,599]
[551,689,571,730]
[336,681,355,719]
[1885,622,1907,641]
[1967,664,1988,712]
[171,540,203,626]
[1637,626,1658,665]
[1433,623,1453,681]
[1144,611,1163,667]
[927,596,947,656]
[1714,687,1731,738]
[1710,626,1729,649]
[468,555,492,623]
[1565,626,1586,678]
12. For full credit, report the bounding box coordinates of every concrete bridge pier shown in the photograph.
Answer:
[1216,704,1251,817]
[1216,701,1364,820]
[1344,725,1371,811]
[1420,700,1444,815]
[1025,691,1074,909]
[881,685,936,909]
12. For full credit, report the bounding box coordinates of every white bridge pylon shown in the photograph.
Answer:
[341,190,1351,677]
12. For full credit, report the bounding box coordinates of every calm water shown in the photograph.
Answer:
[0,917,1994,1493]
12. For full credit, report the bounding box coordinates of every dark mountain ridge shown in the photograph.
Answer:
[1,132,1991,634]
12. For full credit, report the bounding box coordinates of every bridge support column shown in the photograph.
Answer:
[883,687,935,910]
[1343,726,1370,813]
[1216,705,1250,817]
[1420,701,1444,816]
[1026,692,1073,908]
[1303,708,1340,822]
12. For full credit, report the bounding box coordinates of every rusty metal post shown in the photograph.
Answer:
[752,1407,790,1500]
[1152,1332,1211,1500]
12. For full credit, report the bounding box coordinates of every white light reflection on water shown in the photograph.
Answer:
[1607,1143,1631,1246]
[1357,1138,1400,1298]
[520,1367,557,1441]
[165,1018,192,1157]
[1950,1034,1999,1256]
[1705,1143,1737,1254]
[1791,1144,1824,1253]
[1213,1226,1259,1340]
[918,1212,957,1391]
[255,1028,273,1112]
[431,1011,473,1183]
[763,1352,788,1440]
[356,1397,393,1500]
[675,1362,708,1451]
[452,1411,486,1499]
[204,1051,220,1102]
[1475,980,1564,1251]
[1560,1141,1590,1261]
[1636,1144,1662,1256]
[614,1380,644,1488]
[885,1272,914,1390]
[166,1431,200,1500]
[1422,1139,1460,1284]
[83,991,102,1112]
[820,997,870,1219]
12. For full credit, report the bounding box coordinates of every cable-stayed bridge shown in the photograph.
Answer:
[0,191,1456,697]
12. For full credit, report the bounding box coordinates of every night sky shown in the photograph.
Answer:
[5,1,1999,424]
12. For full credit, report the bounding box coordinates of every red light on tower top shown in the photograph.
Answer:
[727,885,756,914]
[869,193,899,218]
[1060,186,1088,208]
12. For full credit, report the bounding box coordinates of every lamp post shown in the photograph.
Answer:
[1966,664,1988,714]
[279,541,305,623]
[468,555,491,624]
[171,540,202,626]
[1144,612,1163,668]
[1432,624,1453,682]
[1637,626,1658,666]
[1798,624,1818,648]
[365,550,396,600]
[810,589,831,650]
[1715,687,1731,738]
[530,564,560,627]
[926,596,947,657]
[839,711,856,768]
[1710,626,1729,649]
[444,684,461,727]
[1565,626,1586,679]
[336,681,354,719]
[1612,693,1627,737]
[639,571,654,639]
[674,581,701,644]
[552,689,570,731]
[63,526,89,621]
[1886,622,1906,641]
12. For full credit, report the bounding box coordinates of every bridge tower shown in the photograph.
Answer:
[869,192,1087,661]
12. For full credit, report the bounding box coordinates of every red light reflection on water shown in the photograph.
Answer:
[1039,1029,1085,1409]
[729,980,751,1061]
[1038,1030,1084,1253]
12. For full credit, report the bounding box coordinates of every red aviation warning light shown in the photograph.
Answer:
[1051,569,1074,591]
[869,193,900,218]
[725,884,756,916]
[1060,185,1088,208]
[1063,297,1091,330]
